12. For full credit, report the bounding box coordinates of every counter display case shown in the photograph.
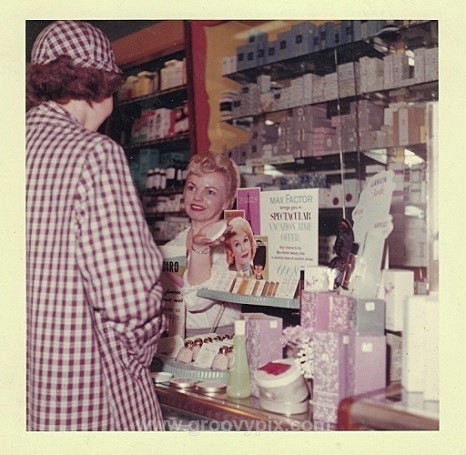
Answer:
[153,381,316,431]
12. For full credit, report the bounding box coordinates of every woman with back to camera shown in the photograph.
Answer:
[26,21,165,431]
[166,152,242,337]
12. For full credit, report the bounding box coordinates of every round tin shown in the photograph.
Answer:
[195,381,227,396]
[169,377,198,390]
[203,221,227,241]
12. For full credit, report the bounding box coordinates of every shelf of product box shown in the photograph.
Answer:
[118,85,188,109]
[225,97,361,125]
[242,151,379,174]
[224,79,438,126]
[363,143,427,166]
[196,289,300,310]
[123,132,190,152]
[225,40,384,84]
[360,80,438,106]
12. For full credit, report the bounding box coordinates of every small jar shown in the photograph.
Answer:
[192,338,203,361]
[226,345,234,368]
[211,346,229,371]
[137,71,155,96]
[176,339,194,363]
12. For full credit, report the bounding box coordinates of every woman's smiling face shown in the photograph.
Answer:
[183,171,229,227]
[230,232,252,269]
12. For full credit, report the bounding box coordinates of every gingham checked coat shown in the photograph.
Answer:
[26,101,165,430]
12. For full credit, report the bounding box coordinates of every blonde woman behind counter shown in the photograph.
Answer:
[166,152,241,337]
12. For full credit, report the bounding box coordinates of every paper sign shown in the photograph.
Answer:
[260,188,319,283]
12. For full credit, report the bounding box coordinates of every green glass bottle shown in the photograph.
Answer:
[227,320,251,398]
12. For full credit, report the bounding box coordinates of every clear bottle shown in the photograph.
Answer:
[226,320,251,398]
[146,168,154,190]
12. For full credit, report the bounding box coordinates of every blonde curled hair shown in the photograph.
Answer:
[185,152,240,209]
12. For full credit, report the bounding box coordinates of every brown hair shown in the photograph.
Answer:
[224,217,257,266]
[185,151,241,209]
[26,55,123,110]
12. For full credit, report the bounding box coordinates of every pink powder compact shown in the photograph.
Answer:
[254,358,309,414]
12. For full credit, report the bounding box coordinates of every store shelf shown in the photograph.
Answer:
[225,79,438,126]
[362,80,438,106]
[196,289,300,310]
[243,151,379,172]
[123,132,190,152]
[118,85,188,110]
[225,40,384,83]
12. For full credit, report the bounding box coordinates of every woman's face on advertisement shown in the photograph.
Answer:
[183,171,229,226]
[230,232,252,269]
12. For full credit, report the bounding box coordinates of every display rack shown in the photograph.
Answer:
[196,289,300,310]
[106,46,193,244]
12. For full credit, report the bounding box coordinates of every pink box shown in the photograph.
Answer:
[300,291,356,332]
[243,313,283,396]
[347,335,387,395]
[236,187,261,235]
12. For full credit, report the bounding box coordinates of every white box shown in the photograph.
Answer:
[402,295,427,392]
[383,54,394,89]
[423,294,439,402]
[393,54,411,87]
[324,73,338,100]
[401,294,439,402]
[312,77,325,103]
[413,48,426,83]
[378,269,414,331]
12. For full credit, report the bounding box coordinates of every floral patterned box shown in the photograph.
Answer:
[300,289,318,331]
[312,331,352,423]
[300,291,385,335]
